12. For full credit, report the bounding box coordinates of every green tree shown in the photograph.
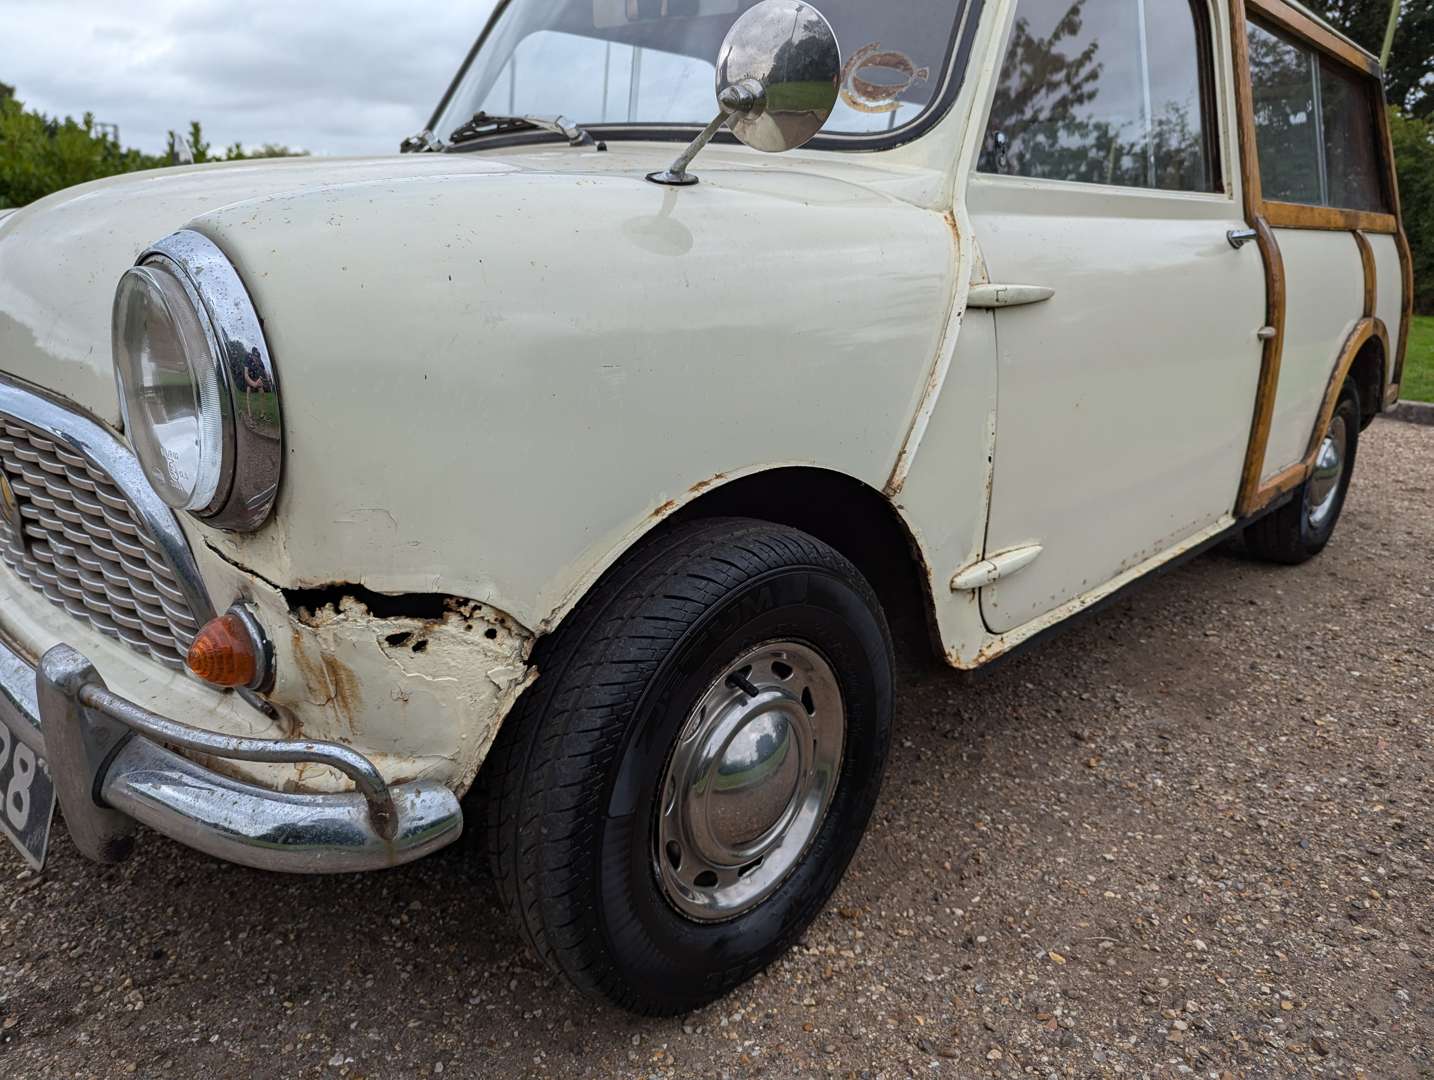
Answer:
[1389,108,1434,312]
[1302,1,1433,119]
[0,93,305,209]
[0,94,162,208]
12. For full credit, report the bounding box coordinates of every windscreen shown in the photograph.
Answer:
[431,0,976,144]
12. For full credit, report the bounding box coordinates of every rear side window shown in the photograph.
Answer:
[1248,19,1388,212]
[978,0,1217,192]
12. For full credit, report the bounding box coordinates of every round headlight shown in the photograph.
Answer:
[112,231,282,531]
[113,262,228,512]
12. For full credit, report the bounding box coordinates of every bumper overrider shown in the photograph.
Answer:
[0,635,463,873]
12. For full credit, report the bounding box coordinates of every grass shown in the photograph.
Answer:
[1404,315,1434,404]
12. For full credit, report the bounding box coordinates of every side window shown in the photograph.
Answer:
[1248,20,1388,212]
[978,0,1216,192]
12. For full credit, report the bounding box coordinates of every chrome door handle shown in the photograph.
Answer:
[1227,228,1258,250]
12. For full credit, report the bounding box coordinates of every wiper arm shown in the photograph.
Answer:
[400,128,445,154]
[446,112,600,149]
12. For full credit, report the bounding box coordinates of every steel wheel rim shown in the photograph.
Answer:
[1305,412,1348,531]
[654,641,846,922]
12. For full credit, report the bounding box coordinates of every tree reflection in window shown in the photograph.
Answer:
[1248,19,1388,212]
[1248,21,1323,204]
[979,0,1212,193]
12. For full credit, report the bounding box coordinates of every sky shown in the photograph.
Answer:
[2,0,499,157]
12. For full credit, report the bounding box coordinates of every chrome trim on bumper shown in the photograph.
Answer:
[0,639,463,873]
[101,739,462,875]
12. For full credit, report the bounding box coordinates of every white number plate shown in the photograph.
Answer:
[0,714,56,870]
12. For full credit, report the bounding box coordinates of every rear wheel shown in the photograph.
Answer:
[481,518,893,1015]
[1244,378,1360,565]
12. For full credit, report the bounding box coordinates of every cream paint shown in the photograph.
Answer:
[967,0,1266,637]
[969,180,1267,635]
[895,304,1000,656]
[1261,229,1365,480]
[0,156,530,427]
[0,0,1399,800]
[191,151,958,633]
[1368,233,1404,378]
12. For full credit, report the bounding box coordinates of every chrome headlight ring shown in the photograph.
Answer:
[115,230,282,532]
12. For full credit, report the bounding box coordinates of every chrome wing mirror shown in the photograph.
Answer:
[647,0,840,187]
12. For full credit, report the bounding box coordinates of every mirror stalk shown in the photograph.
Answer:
[647,82,764,187]
[647,112,732,187]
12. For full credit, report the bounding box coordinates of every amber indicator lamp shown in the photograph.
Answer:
[186,611,260,688]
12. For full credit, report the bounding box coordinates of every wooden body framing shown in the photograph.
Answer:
[1231,0,1413,516]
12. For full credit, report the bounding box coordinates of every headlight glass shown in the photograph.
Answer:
[111,230,281,532]
[113,262,228,512]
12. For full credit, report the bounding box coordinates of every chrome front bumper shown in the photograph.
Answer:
[0,638,463,873]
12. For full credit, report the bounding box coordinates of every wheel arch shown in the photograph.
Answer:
[541,467,946,667]
[1347,327,1388,428]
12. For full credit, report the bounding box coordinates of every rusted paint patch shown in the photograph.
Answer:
[649,473,730,522]
[687,472,727,497]
[278,591,534,791]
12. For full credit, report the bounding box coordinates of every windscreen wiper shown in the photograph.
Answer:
[445,112,602,150]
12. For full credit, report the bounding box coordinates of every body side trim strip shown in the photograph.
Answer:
[1247,317,1389,513]
[1353,230,1377,319]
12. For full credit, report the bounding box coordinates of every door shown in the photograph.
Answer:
[968,0,1268,634]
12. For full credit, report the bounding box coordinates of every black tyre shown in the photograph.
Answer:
[481,518,893,1015]
[1244,378,1360,565]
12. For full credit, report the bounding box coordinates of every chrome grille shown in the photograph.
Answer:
[0,412,204,669]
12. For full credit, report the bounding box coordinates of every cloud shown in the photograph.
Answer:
[3,0,496,156]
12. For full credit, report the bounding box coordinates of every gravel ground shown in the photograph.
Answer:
[2,418,1431,1080]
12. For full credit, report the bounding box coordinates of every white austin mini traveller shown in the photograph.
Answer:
[0,0,1411,1014]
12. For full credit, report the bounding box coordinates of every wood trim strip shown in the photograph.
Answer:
[1353,231,1376,319]
[1245,0,1381,77]
[1259,461,1308,504]
[1373,93,1415,398]
[1231,2,1264,214]
[1305,318,1389,458]
[1231,0,1285,517]
[1236,219,1288,516]
[1244,318,1389,513]
[1263,202,1399,234]
[1391,231,1414,396]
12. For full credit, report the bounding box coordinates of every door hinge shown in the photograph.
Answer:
[950,544,1044,592]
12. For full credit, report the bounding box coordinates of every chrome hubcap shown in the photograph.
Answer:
[654,641,845,922]
[1305,413,1348,530]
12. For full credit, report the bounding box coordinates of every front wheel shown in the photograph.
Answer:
[481,518,893,1015]
[1244,378,1361,565]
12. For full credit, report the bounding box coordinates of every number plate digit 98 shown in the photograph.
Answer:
[0,715,55,869]
[0,724,38,832]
